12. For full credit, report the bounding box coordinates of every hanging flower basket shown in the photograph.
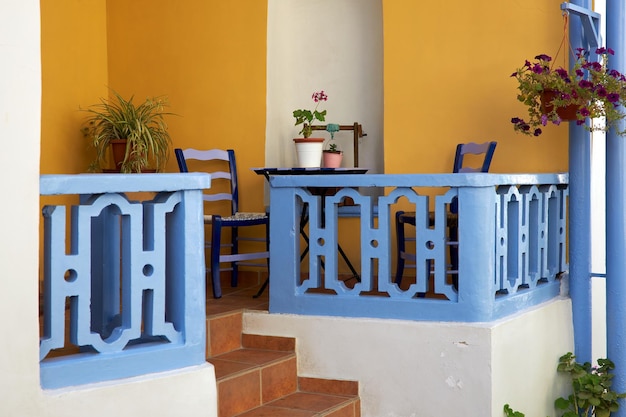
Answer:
[510,47,626,137]
[539,89,580,121]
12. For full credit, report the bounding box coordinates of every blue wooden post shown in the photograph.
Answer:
[562,0,600,364]
[605,0,626,407]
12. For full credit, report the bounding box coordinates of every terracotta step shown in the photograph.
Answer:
[206,309,359,417]
[233,377,360,417]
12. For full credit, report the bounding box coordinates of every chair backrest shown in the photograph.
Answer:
[175,148,240,213]
[452,141,497,173]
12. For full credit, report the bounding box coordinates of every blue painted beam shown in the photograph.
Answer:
[605,0,626,410]
[565,0,596,364]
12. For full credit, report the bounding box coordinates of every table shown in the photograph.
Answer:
[253,167,368,286]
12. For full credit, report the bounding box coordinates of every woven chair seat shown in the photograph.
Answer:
[204,212,267,224]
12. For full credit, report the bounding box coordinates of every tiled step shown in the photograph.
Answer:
[206,310,360,417]
[234,377,360,417]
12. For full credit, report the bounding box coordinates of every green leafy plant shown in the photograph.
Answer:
[81,89,173,173]
[510,47,626,137]
[504,352,626,417]
[327,142,339,152]
[293,90,328,138]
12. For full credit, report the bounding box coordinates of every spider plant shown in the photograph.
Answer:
[81,89,173,173]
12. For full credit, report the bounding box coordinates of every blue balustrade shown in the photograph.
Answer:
[268,173,568,322]
[39,173,211,389]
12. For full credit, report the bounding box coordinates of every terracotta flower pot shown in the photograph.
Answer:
[323,150,343,168]
[110,138,128,172]
[540,90,580,121]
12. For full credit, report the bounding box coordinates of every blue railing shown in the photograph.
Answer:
[268,173,568,322]
[39,173,211,389]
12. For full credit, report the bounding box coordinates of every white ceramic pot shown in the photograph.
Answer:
[293,138,324,167]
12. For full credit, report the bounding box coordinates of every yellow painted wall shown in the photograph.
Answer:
[105,0,268,214]
[40,0,108,175]
[382,0,569,175]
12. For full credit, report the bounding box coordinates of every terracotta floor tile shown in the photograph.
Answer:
[261,357,297,403]
[208,311,242,356]
[218,368,261,417]
[268,392,350,413]
[216,348,293,366]
[299,377,359,396]
[242,334,295,352]
[320,402,357,417]
[209,358,257,379]
[235,405,316,417]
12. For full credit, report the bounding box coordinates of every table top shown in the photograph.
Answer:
[252,167,368,176]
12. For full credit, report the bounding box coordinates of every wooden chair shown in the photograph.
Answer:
[175,148,269,298]
[395,141,497,286]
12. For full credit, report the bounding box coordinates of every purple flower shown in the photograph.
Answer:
[541,114,548,126]
[596,47,615,56]
[533,128,542,136]
[580,107,590,117]
[535,54,552,62]
[579,80,594,89]
[555,68,569,79]
[532,63,545,74]
[608,93,620,103]
[596,86,607,97]
[589,62,602,72]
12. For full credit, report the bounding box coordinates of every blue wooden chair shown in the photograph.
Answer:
[395,141,497,287]
[175,148,269,299]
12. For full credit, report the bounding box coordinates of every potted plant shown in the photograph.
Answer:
[81,89,173,173]
[510,47,626,137]
[504,352,626,417]
[322,124,343,168]
[292,90,328,167]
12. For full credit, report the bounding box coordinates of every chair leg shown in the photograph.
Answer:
[231,226,239,288]
[210,218,223,299]
[395,211,406,285]
[253,218,270,299]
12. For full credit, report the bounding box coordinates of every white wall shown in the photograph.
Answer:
[0,1,45,414]
[591,0,607,361]
[266,0,384,172]
[0,3,217,416]
[244,298,574,417]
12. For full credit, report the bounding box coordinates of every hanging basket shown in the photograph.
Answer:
[540,90,580,121]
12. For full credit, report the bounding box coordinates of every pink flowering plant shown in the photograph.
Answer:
[511,47,626,137]
[293,90,328,138]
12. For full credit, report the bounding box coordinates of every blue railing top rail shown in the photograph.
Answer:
[267,172,569,188]
[40,173,212,195]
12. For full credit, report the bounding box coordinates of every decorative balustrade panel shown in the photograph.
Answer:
[494,184,568,296]
[268,173,569,322]
[39,174,210,389]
